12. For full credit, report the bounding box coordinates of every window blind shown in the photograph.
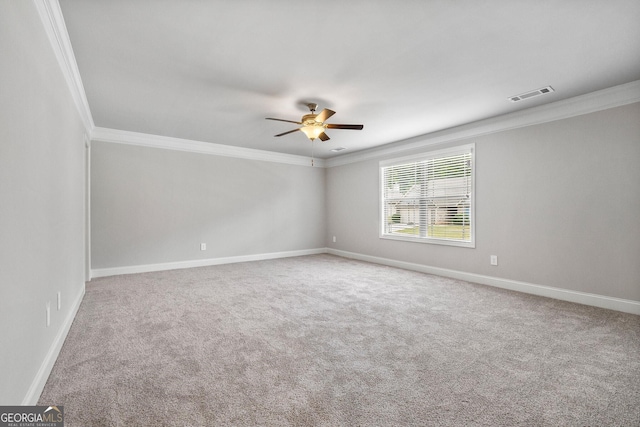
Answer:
[380,145,474,246]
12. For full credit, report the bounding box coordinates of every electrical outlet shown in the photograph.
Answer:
[46,302,51,327]
[490,255,498,266]
[200,243,206,251]
[333,236,336,243]
[57,292,61,310]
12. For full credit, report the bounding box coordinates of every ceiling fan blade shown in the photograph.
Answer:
[315,108,336,123]
[318,132,330,141]
[274,128,301,137]
[266,118,302,125]
[325,124,364,130]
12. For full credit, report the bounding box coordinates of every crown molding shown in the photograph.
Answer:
[34,0,94,133]
[92,78,638,169]
[92,127,324,167]
[326,80,640,168]
[31,1,639,169]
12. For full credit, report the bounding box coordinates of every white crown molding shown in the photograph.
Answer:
[34,0,94,133]
[326,80,640,168]
[91,127,324,167]
[327,249,640,315]
[91,80,640,169]
[31,0,639,169]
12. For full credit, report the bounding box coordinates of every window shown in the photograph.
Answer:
[380,144,474,247]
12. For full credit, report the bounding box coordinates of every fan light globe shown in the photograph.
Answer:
[300,125,325,141]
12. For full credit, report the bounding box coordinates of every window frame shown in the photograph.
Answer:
[379,144,475,248]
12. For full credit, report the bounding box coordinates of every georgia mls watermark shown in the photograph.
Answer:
[0,406,63,427]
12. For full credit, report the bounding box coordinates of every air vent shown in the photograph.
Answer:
[509,86,555,102]
[331,147,347,152]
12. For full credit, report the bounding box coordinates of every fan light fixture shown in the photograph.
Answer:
[300,124,326,141]
[266,103,363,142]
[265,102,364,165]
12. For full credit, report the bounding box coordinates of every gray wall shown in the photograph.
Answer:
[1,0,637,408]
[91,142,326,269]
[326,103,640,302]
[0,2,87,404]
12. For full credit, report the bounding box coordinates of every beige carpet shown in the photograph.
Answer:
[39,254,640,426]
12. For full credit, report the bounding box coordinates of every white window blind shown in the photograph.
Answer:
[380,145,474,247]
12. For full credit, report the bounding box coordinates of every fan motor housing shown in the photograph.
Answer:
[302,113,319,125]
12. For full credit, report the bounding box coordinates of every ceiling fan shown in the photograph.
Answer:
[266,103,364,141]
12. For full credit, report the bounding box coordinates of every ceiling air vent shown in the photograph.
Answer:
[509,86,555,102]
[330,147,347,152]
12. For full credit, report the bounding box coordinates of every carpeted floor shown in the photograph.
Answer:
[39,254,640,426]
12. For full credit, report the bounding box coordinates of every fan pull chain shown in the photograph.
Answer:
[311,139,314,167]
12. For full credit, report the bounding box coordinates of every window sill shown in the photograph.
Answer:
[380,233,475,248]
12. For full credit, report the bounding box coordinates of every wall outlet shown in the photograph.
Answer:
[490,255,498,266]
[200,243,206,251]
[57,292,61,310]
[46,302,51,327]
[333,236,336,243]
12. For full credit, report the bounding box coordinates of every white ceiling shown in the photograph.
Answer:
[59,0,640,159]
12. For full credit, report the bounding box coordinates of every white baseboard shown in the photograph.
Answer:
[327,249,640,315]
[91,247,640,314]
[22,282,86,405]
[91,248,327,278]
[31,248,635,407]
